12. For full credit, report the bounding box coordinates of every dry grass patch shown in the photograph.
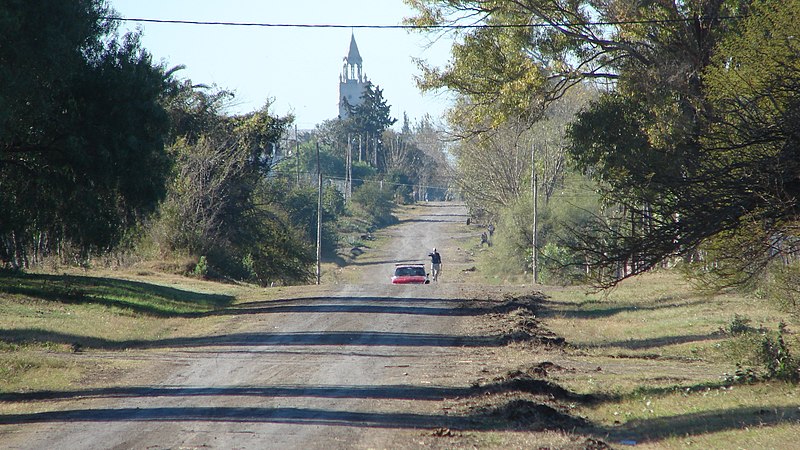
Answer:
[460,266,799,447]
[535,271,800,448]
[0,268,257,398]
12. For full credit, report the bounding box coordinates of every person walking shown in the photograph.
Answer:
[428,247,442,282]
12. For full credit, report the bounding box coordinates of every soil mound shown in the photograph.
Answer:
[477,399,587,431]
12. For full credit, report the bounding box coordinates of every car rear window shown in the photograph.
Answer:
[396,266,425,276]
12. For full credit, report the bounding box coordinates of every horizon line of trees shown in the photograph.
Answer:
[407,0,800,297]
[0,0,452,285]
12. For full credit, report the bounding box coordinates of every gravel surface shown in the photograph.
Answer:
[1,202,521,449]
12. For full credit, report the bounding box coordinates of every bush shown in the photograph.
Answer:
[386,169,414,204]
[759,322,799,382]
[540,242,585,285]
[482,198,534,280]
[479,175,601,283]
[727,314,753,335]
[759,261,800,315]
[723,322,799,383]
[193,256,208,278]
[350,183,396,227]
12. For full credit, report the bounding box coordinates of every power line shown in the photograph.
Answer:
[270,168,451,191]
[105,15,745,30]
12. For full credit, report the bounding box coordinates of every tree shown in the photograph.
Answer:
[347,82,396,135]
[154,97,314,285]
[452,118,531,214]
[412,21,549,131]
[689,0,800,286]
[342,81,397,170]
[564,0,800,287]
[407,116,453,201]
[449,81,595,219]
[161,78,234,145]
[350,183,396,227]
[0,0,173,267]
[406,0,770,286]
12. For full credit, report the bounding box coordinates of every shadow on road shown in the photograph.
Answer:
[347,259,422,267]
[1,295,508,350]
[0,329,502,351]
[220,299,490,317]
[539,297,706,319]
[0,272,233,317]
[2,402,796,441]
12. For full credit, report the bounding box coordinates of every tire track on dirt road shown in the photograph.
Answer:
[1,203,493,449]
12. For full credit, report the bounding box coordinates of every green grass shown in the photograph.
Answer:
[0,354,80,393]
[0,271,235,350]
[0,270,237,395]
[538,271,800,448]
[0,270,233,316]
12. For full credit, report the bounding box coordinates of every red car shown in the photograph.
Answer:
[391,264,430,284]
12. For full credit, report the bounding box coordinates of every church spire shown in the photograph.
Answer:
[346,33,362,65]
[341,33,363,83]
[339,33,368,118]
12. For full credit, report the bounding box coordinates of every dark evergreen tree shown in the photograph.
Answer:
[344,82,397,171]
[0,0,173,267]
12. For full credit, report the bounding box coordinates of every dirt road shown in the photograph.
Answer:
[1,202,520,449]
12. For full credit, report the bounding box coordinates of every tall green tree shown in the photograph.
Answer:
[343,81,397,170]
[0,0,173,267]
[156,99,314,285]
[406,0,777,286]
[565,0,800,286]
[688,0,800,286]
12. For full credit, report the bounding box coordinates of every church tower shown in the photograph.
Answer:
[338,33,367,118]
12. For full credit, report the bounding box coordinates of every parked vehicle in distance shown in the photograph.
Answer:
[391,264,430,284]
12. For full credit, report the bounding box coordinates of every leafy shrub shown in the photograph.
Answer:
[323,185,346,218]
[759,322,799,382]
[723,322,799,383]
[242,253,257,280]
[350,183,395,227]
[540,242,586,285]
[193,256,208,278]
[385,168,414,204]
[483,198,534,280]
[723,364,759,384]
[480,175,601,283]
[759,261,800,315]
[727,314,753,335]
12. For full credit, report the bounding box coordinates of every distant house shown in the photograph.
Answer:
[338,33,368,118]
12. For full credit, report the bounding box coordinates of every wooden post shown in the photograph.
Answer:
[532,144,538,284]
[316,142,322,285]
[347,134,352,201]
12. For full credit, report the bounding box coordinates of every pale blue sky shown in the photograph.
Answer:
[110,0,454,129]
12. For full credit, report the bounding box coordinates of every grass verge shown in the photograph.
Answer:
[537,271,800,449]
[0,269,239,396]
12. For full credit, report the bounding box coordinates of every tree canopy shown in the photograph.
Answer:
[407,0,800,287]
[0,0,173,266]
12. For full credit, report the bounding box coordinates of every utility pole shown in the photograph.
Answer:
[316,142,322,285]
[346,134,352,201]
[531,143,539,284]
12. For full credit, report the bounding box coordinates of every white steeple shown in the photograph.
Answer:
[339,33,368,118]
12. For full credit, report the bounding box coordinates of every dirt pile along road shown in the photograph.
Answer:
[0,202,595,449]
